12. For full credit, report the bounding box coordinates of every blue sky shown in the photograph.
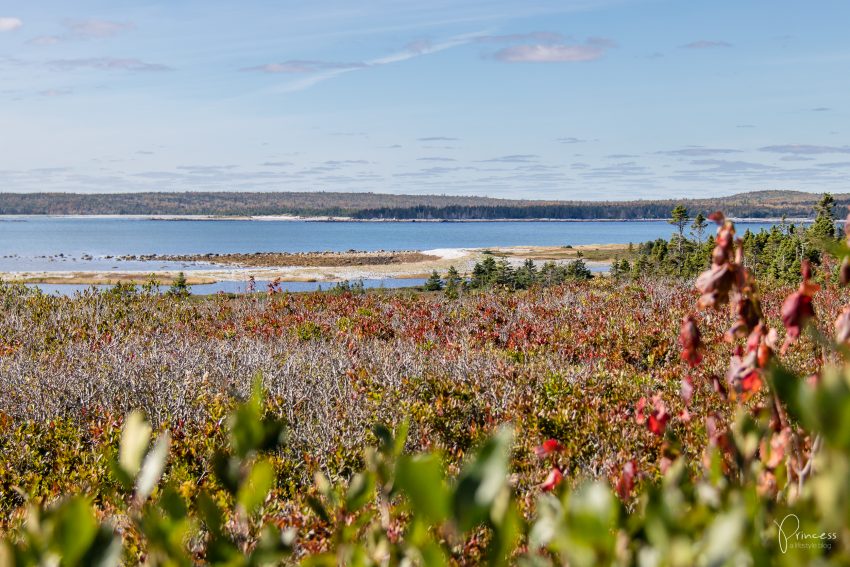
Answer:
[1,0,848,199]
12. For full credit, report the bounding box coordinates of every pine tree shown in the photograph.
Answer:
[424,270,443,291]
[444,266,461,299]
[669,205,690,271]
[690,212,708,245]
[809,193,837,241]
[168,272,190,298]
[565,259,592,280]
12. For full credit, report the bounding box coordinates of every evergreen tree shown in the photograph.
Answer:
[424,270,443,291]
[493,259,516,289]
[565,259,592,280]
[669,205,690,271]
[471,256,497,288]
[690,212,708,245]
[515,259,538,289]
[444,266,461,299]
[809,193,837,241]
[168,272,190,298]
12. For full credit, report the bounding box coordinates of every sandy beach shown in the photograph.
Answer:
[3,244,629,286]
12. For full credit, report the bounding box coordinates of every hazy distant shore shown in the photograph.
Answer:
[0,214,815,223]
[3,244,625,285]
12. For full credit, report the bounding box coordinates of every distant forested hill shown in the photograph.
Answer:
[0,190,845,219]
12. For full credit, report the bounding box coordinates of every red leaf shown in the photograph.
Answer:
[534,438,564,458]
[707,211,725,224]
[678,315,702,367]
[646,395,668,436]
[680,376,694,405]
[616,460,637,500]
[635,397,647,424]
[740,370,762,397]
[648,413,668,436]
[540,467,563,492]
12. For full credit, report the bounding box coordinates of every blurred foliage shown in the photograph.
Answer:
[3,200,850,563]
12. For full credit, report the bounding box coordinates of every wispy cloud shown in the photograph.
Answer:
[658,147,742,156]
[475,31,565,43]
[0,17,22,32]
[67,19,135,38]
[47,58,171,72]
[28,35,62,46]
[817,162,850,168]
[760,144,850,155]
[29,19,134,45]
[494,37,615,63]
[556,137,591,144]
[680,40,732,49]
[39,88,72,97]
[269,31,483,93]
[242,60,365,73]
[479,154,538,163]
[417,157,456,162]
[418,136,458,141]
[689,159,772,172]
[811,107,831,112]
[779,155,815,162]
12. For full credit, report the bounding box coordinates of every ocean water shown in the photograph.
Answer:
[0,217,783,273]
[26,278,427,297]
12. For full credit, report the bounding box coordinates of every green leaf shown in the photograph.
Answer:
[372,424,393,453]
[196,491,224,536]
[52,497,98,565]
[393,420,410,456]
[345,472,375,512]
[119,411,151,478]
[237,459,275,515]
[306,495,331,523]
[489,496,523,567]
[452,425,513,532]
[769,364,814,429]
[136,431,170,503]
[230,401,264,459]
[395,454,450,524]
[80,525,122,567]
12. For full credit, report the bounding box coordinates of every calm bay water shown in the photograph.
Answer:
[3,217,789,295]
[27,278,428,296]
[0,217,783,273]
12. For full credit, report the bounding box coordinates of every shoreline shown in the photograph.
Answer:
[2,244,625,286]
[0,214,815,223]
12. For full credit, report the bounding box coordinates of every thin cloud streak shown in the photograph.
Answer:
[680,40,732,49]
[270,31,487,93]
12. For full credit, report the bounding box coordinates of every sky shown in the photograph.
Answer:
[0,0,848,200]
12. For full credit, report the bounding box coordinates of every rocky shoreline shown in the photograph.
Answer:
[117,250,439,268]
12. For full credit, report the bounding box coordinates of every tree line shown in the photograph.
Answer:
[0,190,847,219]
[423,255,592,297]
[621,193,841,283]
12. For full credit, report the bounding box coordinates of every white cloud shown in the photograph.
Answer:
[242,60,365,74]
[0,17,23,32]
[493,40,612,62]
[760,144,850,155]
[27,20,134,45]
[680,40,732,49]
[47,58,171,72]
[66,19,135,38]
[658,147,742,156]
[28,35,62,46]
